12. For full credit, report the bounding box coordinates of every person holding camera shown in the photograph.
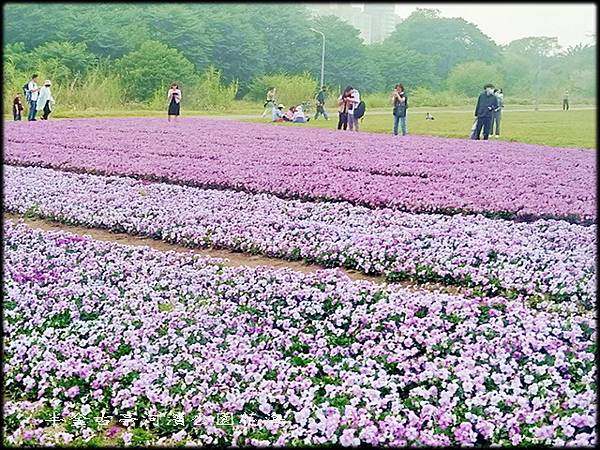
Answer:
[473,83,498,140]
[167,82,182,122]
[391,84,408,136]
[336,86,352,130]
[314,86,329,120]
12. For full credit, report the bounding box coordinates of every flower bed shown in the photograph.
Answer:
[3,220,596,446]
[3,118,595,223]
[4,165,595,308]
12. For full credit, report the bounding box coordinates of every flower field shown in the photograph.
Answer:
[4,118,596,223]
[3,221,596,446]
[4,165,595,308]
[2,117,597,447]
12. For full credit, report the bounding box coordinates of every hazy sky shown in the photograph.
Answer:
[360,3,596,48]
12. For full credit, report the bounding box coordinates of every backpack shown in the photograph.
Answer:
[23,82,31,102]
[354,100,366,119]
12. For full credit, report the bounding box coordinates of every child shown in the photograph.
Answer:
[13,93,24,121]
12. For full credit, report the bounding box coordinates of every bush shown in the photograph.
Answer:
[408,87,472,107]
[115,40,198,102]
[447,61,504,97]
[245,72,318,108]
[362,88,472,109]
[361,92,393,109]
[52,63,125,110]
[189,66,238,110]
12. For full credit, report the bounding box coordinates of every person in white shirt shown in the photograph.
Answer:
[36,80,55,120]
[27,74,40,121]
[292,105,310,123]
[262,87,277,118]
[167,82,182,122]
[492,88,504,138]
[346,87,360,131]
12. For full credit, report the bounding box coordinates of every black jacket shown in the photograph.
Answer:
[474,92,498,118]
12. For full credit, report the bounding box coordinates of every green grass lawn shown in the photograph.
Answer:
[5,105,595,148]
[245,108,596,149]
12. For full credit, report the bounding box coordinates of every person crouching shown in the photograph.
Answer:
[272,103,285,122]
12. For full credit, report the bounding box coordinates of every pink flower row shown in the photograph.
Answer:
[4,117,595,222]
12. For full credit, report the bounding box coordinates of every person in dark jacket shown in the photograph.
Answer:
[473,83,498,140]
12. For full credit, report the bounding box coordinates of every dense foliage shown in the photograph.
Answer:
[3,4,596,109]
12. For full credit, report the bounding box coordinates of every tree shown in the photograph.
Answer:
[504,37,561,108]
[447,61,504,96]
[385,9,500,79]
[504,36,561,58]
[205,13,268,94]
[145,4,213,72]
[115,41,198,101]
[30,42,97,77]
[310,15,366,91]
[246,5,320,77]
[366,42,440,92]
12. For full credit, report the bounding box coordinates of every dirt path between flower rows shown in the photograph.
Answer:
[4,212,463,295]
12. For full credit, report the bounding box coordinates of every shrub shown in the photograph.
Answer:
[447,61,505,97]
[245,72,318,108]
[189,66,238,110]
[115,40,198,102]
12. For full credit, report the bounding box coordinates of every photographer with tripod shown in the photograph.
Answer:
[262,87,277,118]
[314,86,329,120]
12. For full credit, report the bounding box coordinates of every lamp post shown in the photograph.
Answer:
[310,27,325,88]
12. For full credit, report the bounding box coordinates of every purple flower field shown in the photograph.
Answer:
[4,118,596,222]
[4,165,595,307]
[3,221,596,446]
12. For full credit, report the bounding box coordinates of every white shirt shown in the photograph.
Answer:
[28,80,39,101]
[293,107,305,120]
[347,89,360,114]
[168,88,182,104]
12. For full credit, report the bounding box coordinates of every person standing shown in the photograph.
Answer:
[262,87,277,118]
[36,80,55,120]
[473,83,498,140]
[314,86,329,120]
[391,84,408,136]
[491,88,504,138]
[167,82,181,122]
[563,89,569,110]
[337,86,351,130]
[346,86,361,132]
[27,74,40,121]
[13,93,24,121]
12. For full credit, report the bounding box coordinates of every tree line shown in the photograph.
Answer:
[3,4,596,108]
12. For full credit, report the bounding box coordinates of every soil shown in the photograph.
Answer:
[3,212,463,295]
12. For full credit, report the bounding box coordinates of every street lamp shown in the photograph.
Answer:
[310,27,325,88]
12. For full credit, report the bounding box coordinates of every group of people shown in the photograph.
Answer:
[265,86,317,124]
[336,86,362,131]
[472,84,504,140]
[14,74,55,121]
[272,103,310,123]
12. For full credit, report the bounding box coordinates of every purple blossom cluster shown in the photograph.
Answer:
[4,117,595,223]
[5,165,595,307]
[4,220,596,446]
